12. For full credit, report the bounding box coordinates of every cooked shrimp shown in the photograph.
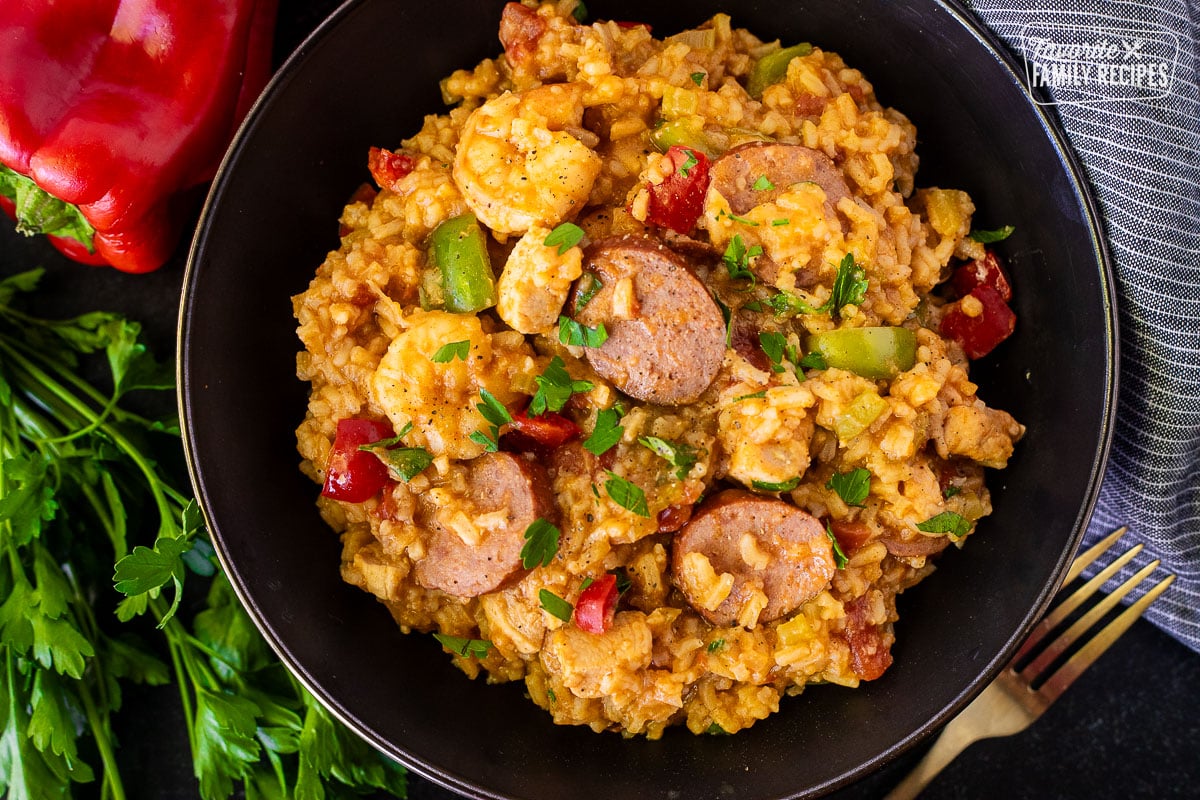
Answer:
[452,82,602,235]
[496,224,583,334]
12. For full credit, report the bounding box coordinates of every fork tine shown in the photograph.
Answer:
[1011,537,1143,664]
[1035,572,1176,703]
[1063,526,1128,584]
[1019,559,1161,680]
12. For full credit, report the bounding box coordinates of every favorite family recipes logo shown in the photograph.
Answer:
[1020,22,1179,106]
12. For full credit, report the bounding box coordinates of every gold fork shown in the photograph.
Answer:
[884,526,1176,800]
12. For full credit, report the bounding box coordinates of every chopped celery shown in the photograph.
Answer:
[805,327,917,380]
[650,116,716,157]
[661,85,699,119]
[429,212,497,313]
[833,390,889,441]
[746,42,813,99]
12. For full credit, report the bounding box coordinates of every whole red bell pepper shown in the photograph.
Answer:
[0,0,279,273]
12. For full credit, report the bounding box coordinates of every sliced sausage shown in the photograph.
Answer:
[414,451,555,597]
[672,489,835,626]
[572,235,726,405]
[709,142,850,221]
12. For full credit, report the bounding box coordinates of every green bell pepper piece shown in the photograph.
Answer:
[806,326,917,380]
[746,42,814,99]
[429,212,497,313]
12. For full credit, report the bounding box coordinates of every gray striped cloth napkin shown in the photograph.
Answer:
[965,0,1200,652]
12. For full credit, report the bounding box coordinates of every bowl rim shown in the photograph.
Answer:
[177,0,1119,796]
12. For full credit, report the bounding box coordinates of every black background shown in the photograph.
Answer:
[2,0,1197,797]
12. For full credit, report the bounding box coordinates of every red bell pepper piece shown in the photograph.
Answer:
[644,145,711,235]
[574,573,619,634]
[0,0,279,272]
[501,408,581,453]
[950,249,1013,302]
[941,285,1016,360]
[322,418,394,503]
[367,147,415,192]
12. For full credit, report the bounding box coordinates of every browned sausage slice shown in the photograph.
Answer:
[672,489,835,626]
[572,235,726,405]
[709,142,850,221]
[414,451,555,597]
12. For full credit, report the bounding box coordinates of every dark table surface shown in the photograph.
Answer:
[5,1,1198,797]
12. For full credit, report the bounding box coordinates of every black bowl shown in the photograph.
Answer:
[179,1,1116,797]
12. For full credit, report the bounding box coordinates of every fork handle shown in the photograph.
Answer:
[882,725,981,800]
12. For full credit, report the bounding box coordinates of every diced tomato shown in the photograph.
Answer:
[840,595,893,681]
[574,573,618,634]
[644,145,711,234]
[501,409,580,454]
[321,418,394,502]
[499,2,546,64]
[951,249,1012,302]
[828,519,873,555]
[367,147,415,192]
[940,285,1016,360]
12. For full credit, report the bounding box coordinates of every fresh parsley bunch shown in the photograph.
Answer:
[0,269,406,800]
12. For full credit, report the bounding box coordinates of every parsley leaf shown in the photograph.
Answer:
[771,218,790,226]
[943,485,962,499]
[604,471,650,517]
[430,339,470,363]
[825,523,849,569]
[826,468,870,507]
[751,477,802,492]
[707,638,726,653]
[558,315,608,348]
[824,253,868,318]
[471,388,512,451]
[530,355,594,416]
[362,443,433,482]
[917,511,972,538]
[521,518,562,568]
[752,175,775,191]
[538,589,574,622]
[584,405,625,455]
[544,222,585,255]
[575,271,603,310]
[638,436,699,479]
[690,71,706,86]
[678,148,700,177]
[797,351,827,370]
[969,225,1015,243]
[723,234,762,282]
[758,331,788,372]
[733,390,767,402]
[433,634,494,658]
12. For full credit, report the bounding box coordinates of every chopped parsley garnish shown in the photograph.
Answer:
[705,723,730,735]
[690,71,706,86]
[610,567,633,595]
[469,388,512,451]
[825,523,849,569]
[712,292,733,346]
[825,252,868,318]
[771,218,790,226]
[433,634,494,658]
[530,355,594,416]
[733,390,768,402]
[826,468,870,507]
[638,436,699,479]
[575,271,603,310]
[678,148,700,177]
[726,211,760,226]
[762,290,815,316]
[584,404,625,455]
[722,234,762,282]
[707,638,726,653]
[916,511,972,538]
[359,425,434,482]
[943,485,962,499]
[797,351,827,370]
[604,471,650,517]
[521,518,562,568]
[430,339,470,363]
[751,476,802,492]
[968,225,1015,243]
[758,331,788,373]
[558,315,608,348]
[544,222,585,255]
[571,0,588,22]
[538,589,574,622]
[752,175,775,191]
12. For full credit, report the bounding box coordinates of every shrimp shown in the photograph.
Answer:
[452,82,602,235]
[495,224,583,335]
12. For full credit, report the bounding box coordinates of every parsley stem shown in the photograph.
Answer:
[76,676,127,800]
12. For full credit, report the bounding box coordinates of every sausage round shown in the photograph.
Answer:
[672,489,835,626]
[572,235,726,406]
[414,451,555,597]
[709,142,850,221]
